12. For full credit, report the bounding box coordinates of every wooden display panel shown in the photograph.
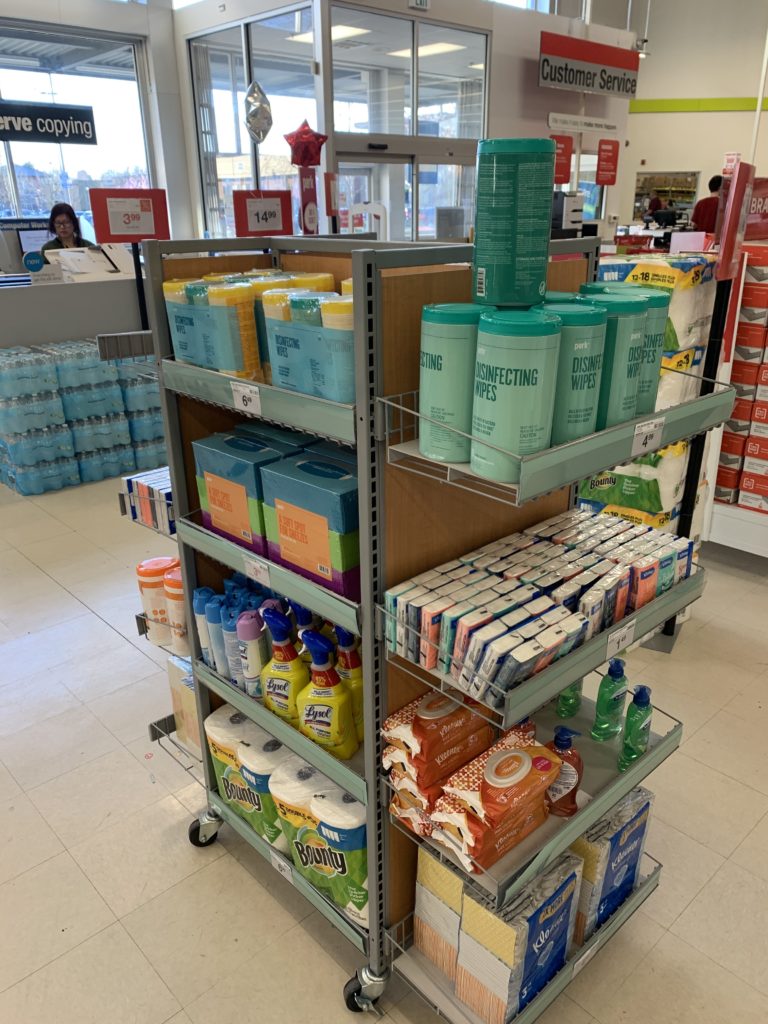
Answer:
[162,252,273,281]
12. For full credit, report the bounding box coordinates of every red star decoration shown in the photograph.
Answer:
[284,119,327,167]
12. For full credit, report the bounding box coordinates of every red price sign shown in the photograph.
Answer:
[596,139,620,186]
[89,188,170,243]
[299,167,319,235]
[550,135,573,185]
[233,190,293,237]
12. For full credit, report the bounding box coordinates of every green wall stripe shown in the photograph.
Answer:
[630,97,768,113]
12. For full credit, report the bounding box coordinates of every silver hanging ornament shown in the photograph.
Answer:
[244,81,273,143]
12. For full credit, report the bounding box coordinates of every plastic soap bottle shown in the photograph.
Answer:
[297,631,359,760]
[556,678,583,719]
[260,609,309,726]
[591,658,628,742]
[618,686,653,772]
[237,610,269,699]
[545,727,583,817]
[335,626,364,742]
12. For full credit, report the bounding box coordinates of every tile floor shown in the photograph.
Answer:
[1,477,767,1023]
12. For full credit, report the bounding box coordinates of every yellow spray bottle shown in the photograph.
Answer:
[297,631,359,760]
[334,626,364,742]
[260,609,309,727]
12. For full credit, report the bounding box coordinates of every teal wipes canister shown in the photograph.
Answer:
[542,302,607,445]
[581,283,670,415]
[473,138,556,307]
[419,303,483,462]
[470,310,561,483]
[582,292,648,430]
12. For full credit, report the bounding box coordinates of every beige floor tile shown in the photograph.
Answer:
[0,793,63,885]
[0,764,21,800]
[597,930,767,1024]
[70,795,224,917]
[648,752,768,856]
[683,709,768,793]
[0,921,179,1024]
[0,612,121,684]
[123,854,302,1004]
[642,818,724,929]
[672,617,768,674]
[165,1014,193,1024]
[44,550,127,587]
[638,643,758,708]
[173,780,209,814]
[66,568,139,607]
[731,812,768,884]
[51,640,160,702]
[0,676,81,738]
[671,861,768,994]
[0,852,114,992]
[28,747,167,846]
[383,990,441,1024]
[0,706,120,791]
[16,532,109,568]
[0,588,89,639]
[0,621,14,644]
[184,915,364,1024]
[724,670,768,724]
[90,591,146,641]
[0,554,59,608]
[0,514,73,550]
[217,830,316,926]
[125,737,204,796]
[566,909,664,1018]
[87,673,172,744]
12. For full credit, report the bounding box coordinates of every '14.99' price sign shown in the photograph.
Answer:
[233,189,293,237]
[89,188,170,243]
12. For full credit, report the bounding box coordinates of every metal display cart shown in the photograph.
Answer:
[142,234,733,1020]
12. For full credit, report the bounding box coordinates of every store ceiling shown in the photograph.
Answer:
[0,24,136,79]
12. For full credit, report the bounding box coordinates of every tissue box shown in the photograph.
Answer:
[233,421,320,451]
[716,465,741,490]
[261,454,360,598]
[721,430,748,458]
[192,433,284,555]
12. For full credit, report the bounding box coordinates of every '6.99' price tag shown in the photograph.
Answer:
[270,851,293,881]
[606,619,637,658]
[631,416,665,457]
[230,380,262,416]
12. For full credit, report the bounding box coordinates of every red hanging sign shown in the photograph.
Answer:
[550,135,573,185]
[596,139,620,186]
[89,188,170,243]
[324,173,339,217]
[745,178,768,240]
[233,189,293,237]
[299,167,319,234]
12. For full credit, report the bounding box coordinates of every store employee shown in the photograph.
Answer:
[41,203,97,262]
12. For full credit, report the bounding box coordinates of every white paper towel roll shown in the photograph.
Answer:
[204,705,250,759]
[311,788,369,927]
[237,723,290,776]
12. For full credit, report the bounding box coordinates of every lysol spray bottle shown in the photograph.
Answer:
[334,626,364,742]
[297,631,359,760]
[260,609,309,726]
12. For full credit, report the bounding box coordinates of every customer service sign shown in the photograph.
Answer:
[539,32,639,98]
[0,99,96,145]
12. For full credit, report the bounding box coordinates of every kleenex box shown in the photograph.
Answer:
[234,421,319,451]
[192,433,284,555]
[261,453,360,598]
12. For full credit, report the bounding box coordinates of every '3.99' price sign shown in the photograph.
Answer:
[89,187,170,243]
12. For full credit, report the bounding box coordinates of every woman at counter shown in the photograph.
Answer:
[41,203,97,262]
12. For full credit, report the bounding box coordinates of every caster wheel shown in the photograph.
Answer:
[188,818,218,848]
[343,977,368,1013]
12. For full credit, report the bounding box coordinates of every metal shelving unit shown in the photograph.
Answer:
[143,233,719,1022]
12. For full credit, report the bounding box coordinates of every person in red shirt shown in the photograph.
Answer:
[648,191,663,215]
[691,175,722,233]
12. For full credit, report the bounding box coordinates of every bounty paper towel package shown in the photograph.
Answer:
[455,852,583,1024]
[204,705,264,826]
[261,454,360,598]
[192,433,284,555]
[578,440,689,521]
[236,724,293,850]
[569,786,653,945]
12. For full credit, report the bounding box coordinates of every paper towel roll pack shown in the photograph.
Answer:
[204,705,272,830]
[236,722,293,850]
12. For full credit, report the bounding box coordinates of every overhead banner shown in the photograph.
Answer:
[539,31,640,98]
[0,99,96,145]
[550,135,573,184]
[596,139,620,185]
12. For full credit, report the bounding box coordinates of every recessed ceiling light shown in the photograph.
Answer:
[469,62,484,69]
[289,25,370,44]
[388,43,467,58]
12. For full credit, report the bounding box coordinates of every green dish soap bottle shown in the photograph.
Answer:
[618,685,653,772]
[556,678,583,718]
[591,658,628,742]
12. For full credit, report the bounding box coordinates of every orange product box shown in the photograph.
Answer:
[751,420,768,438]
[731,360,761,386]
[744,243,768,266]
[732,397,755,422]
[752,400,768,424]
[743,455,768,475]
[742,283,768,309]
[716,465,742,490]
[721,431,748,458]
[739,470,768,497]
[735,323,767,352]
[758,365,768,386]
[746,434,768,461]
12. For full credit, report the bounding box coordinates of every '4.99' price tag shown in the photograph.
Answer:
[270,851,293,882]
[606,619,637,658]
[631,416,665,457]
[246,197,283,233]
[230,380,262,416]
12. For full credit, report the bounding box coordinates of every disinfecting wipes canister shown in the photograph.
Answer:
[542,301,607,446]
[419,303,483,462]
[473,138,556,307]
[470,309,561,483]
[583,291,648,429]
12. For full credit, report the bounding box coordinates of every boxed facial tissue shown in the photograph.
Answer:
[192,433,285,555]
[261,451,360,598]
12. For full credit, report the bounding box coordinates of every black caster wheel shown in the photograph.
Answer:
[188,818,219,848]
[343,976,375,1013]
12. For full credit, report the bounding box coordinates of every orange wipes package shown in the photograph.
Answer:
[442,733,561,828]
[382,717,495,790]
[389,765,445,813]
[431,794,549,872]
[389,792,435,837]
[382,692,489,760]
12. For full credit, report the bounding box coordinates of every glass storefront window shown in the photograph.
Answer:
[332,9,413,135]
[337,159,413,240]
[417,162,475,239]
[417,25,485,139]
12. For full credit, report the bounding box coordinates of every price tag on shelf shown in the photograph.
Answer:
[571,943,599,977]
[243,555,270,588]
[106,196,156,236]
[270,850,293,882]
[631,416,665,457]
[606,619,637,658]
[230,380,262,416]
[246,197,284,233]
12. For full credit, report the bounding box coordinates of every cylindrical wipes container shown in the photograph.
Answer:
[136,556,179,646]
[163,567,190,657]
[473,138,556,307]
[542,301,608,445]
[580,292,648,429]
[470,309,561,483]
[419,303,484,463]
[580,283,670,415]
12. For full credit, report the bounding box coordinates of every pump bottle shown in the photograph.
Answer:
[618,685,653,771]
[591,658,628,742]
[545,727,583,817]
